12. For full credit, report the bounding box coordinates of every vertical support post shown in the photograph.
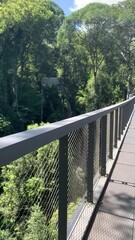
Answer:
[132,101,135,114]
[130,102,133,116]
[131,102,134,116]
[109,111,114,159]
[59,135,68,240]
[125,105,128,126]
[100,115,107,176]
[87,121,95,203]
[129,102,131,118]
[114,109,118,148]
[118,108,122,140]
[120,107,123,135]
[127,103,130,123]
[122,106,125,132]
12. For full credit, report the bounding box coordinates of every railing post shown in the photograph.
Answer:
[130,100,134,117]
[87,122,95,203]
[130,102,132,117]
[125,105,128,126]
[100,115,107,176]
[59,135,68,240]
[121,107,124,135]
[132,100,135,114]
[127,102,130,123]
[114,109,118,148]
[109,111,114,159]
[118,108,122,140]
[122,106,126,132]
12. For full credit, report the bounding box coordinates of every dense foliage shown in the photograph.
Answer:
[0,0,135,239]
[0,0,135,135]
[0,0,64,133]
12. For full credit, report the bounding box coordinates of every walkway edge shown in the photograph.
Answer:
[82,108,135,240]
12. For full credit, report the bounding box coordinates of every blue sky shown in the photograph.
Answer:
[53,0,122,16]
[53,0,73,15]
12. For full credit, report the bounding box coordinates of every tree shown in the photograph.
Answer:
[0,0,64,131]
[57,3,121,109]
[24,205,49,240]
[113,1,135,98]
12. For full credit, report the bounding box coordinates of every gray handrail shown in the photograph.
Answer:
[0,97,135,167]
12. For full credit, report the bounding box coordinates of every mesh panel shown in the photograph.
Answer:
[68,203,94,240]
[67,126,88,235]
[0,140,59,240]
[0,121,103,240]
[67,121,102,239]
[68,127,87,204]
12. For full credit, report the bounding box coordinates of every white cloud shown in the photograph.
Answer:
[70,0,123,11]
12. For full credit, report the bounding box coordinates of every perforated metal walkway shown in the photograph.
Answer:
[88,113,135,240]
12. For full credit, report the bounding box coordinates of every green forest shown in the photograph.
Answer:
[0,0,135,239]
[0,0,135,137]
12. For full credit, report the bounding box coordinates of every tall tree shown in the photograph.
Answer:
[0,0,64,131]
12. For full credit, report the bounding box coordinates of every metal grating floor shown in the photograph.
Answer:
[88,113,135,240]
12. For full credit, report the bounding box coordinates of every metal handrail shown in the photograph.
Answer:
[0,96,135,240]
[0,97,135,167]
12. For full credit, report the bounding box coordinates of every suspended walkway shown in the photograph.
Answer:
[88,111,135,240]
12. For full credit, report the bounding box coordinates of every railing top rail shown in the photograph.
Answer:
[0,97,135,167]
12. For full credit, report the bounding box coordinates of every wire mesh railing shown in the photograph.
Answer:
[0,97,134,240]
[0,141,59,240]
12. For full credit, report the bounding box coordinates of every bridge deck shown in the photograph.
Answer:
[88,112,135,240]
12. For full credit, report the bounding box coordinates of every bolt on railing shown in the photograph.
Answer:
[0,97,134,240]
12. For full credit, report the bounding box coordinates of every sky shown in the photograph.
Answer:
[53,0,123,15]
